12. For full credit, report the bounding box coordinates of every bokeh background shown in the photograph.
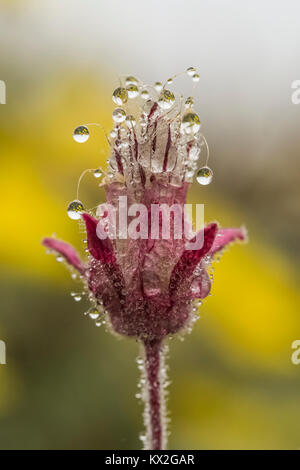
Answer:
[1,0,300,449]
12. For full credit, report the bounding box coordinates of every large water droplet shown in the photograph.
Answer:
[158,89,175,110]
[154,81,163,92]
[67,200,85,220]
[126,84,139,98]
[125,76,139,86]
[140,89,150,100]
[73,125,89,143]
[185,96,194,108]
[125,115,136,127]
[186,66,196,76]
[94,168,103,178]
[112,108,126,123]
[88,307,100,320]
[192,73,200,82]
[181,112,201,135]
[196,166,213,185]
[112,87,128,105]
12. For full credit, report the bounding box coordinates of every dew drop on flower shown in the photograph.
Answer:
[181,112,201,135]
[73,125,89,143]
[154,81,163,92]
[192,73,200,82]
[56,255,64,262]
[112,87,128,105]
[74,295,82,302]
[94,168,103,178]
[140,89,150,100]
[125,114,136,127]
[166,78,173,84]
[110,129,117,138]
[158,89,175,110]
[196,166,213,185]
[126,84,139,98]
[185,96,194,108]
[112,108,126,123]
[67,200,85,220]
[88,307,100,320]
[125,76,139,86]
[186,66,196,76]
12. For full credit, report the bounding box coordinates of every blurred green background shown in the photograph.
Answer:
[1,0,300,449]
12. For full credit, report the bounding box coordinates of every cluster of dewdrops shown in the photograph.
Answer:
[68,67,213,220]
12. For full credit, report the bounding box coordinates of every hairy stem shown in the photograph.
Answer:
[142,339,166,450]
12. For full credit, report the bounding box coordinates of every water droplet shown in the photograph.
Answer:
[181,112,201,134]
[88,307,100,320]
[56,255,64,262]
[158,89,175,110]
[112,108,126,123]
[154,81,163,92]
[185,96,194,108]
[67,200,85,220]
[110,129,117,138]
[125,76,139,86]
[74,295,82,302]
[192,73,200,82]
[166,78,173,84]
[126,84,139,98]
[125,115,136,127]
[186,66,196,76]
[94,168,103,178]
[73,125,89,143]
[196,166,213,185]
[95,320,102,327]
[140,89,150,100]
[112,87,128,105]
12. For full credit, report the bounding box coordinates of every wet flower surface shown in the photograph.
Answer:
[43,70,246,450]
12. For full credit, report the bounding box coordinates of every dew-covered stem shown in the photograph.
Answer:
[142,339,166,450]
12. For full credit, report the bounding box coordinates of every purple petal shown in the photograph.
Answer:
[169,223,218,296]
[209,227,247,256]
[82,213,126,300]
[42,237,85,274]
[82,213,116,264]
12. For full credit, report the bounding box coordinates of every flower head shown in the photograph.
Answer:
[42,71,247,449]
[43,73,246,341]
